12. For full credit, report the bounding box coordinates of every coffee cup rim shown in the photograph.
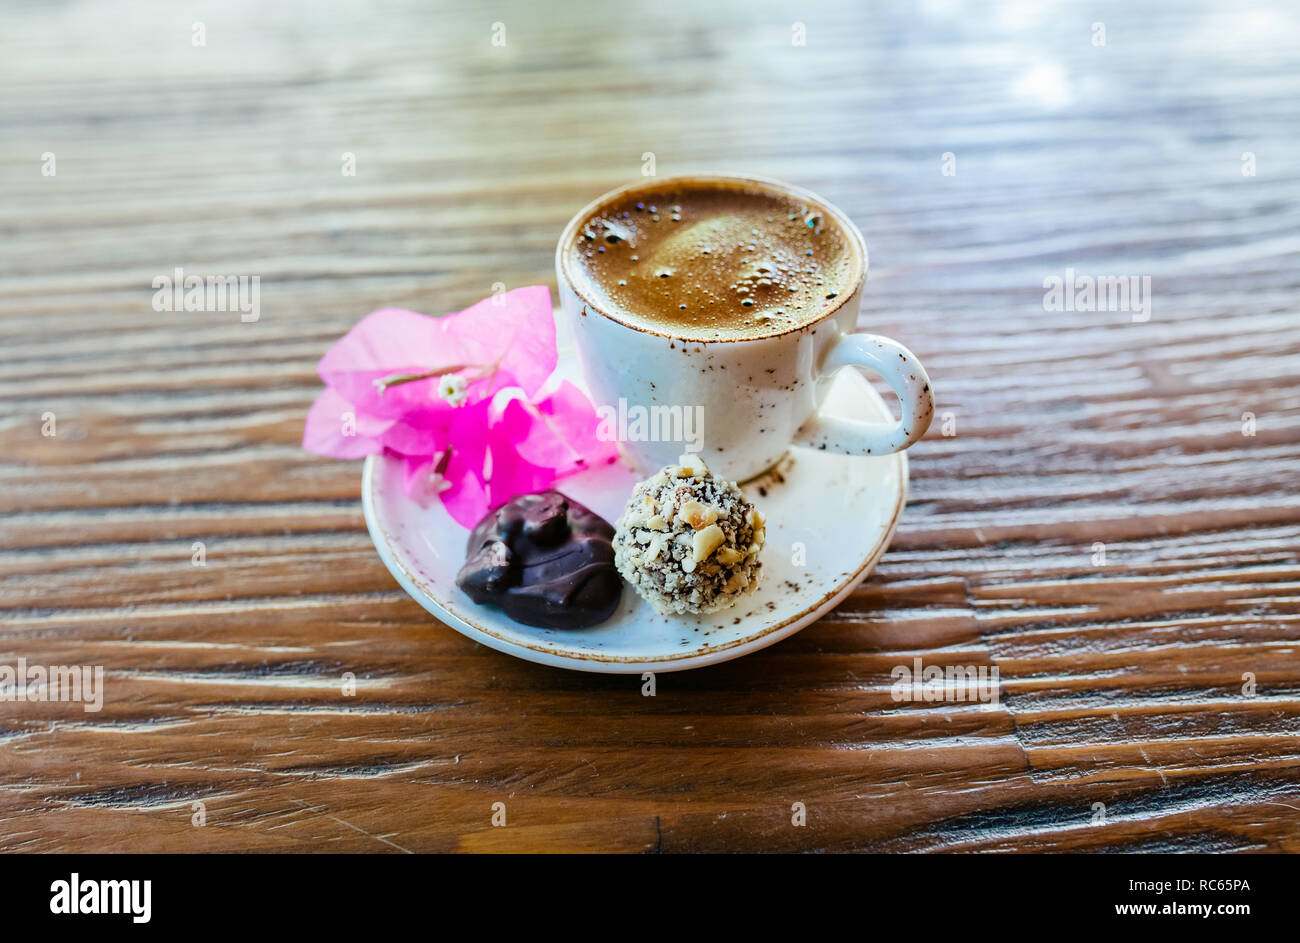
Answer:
[555,172,868,344]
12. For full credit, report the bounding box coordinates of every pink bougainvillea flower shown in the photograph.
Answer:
[302,286,614,528]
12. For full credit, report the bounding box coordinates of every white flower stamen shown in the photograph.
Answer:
[436,373,469,406]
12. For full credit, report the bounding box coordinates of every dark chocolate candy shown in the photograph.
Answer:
[455,491,621,629]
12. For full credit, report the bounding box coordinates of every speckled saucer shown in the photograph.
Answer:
[362,334,907,673]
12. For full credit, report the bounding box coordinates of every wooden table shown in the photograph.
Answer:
[2,0,1297,853]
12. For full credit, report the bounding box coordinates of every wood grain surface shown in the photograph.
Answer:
[1,0,1298,853]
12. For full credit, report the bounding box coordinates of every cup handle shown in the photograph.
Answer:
[792,333,935,455]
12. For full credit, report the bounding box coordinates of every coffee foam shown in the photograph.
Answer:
[567,180,856,340]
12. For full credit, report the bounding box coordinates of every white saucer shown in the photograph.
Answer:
[362,334,907,673]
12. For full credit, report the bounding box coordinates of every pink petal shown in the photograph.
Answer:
[437,452,491,528]
[441,286,557,397]
[302,387,392,459]
[432,398,496,527]
[533,380,620,469]
[380,407,453,456]
[483,442,554,512]
[316,287,556,417]
[498,382,619,473]
[318,308,457,418]
[446,397,494,469]
[401,454,434,500]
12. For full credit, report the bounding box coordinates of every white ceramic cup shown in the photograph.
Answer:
[555,173,934,481]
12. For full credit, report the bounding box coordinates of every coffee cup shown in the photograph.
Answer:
[555,173,934,480]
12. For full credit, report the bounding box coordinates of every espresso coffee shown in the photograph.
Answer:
[566,178,857,340]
